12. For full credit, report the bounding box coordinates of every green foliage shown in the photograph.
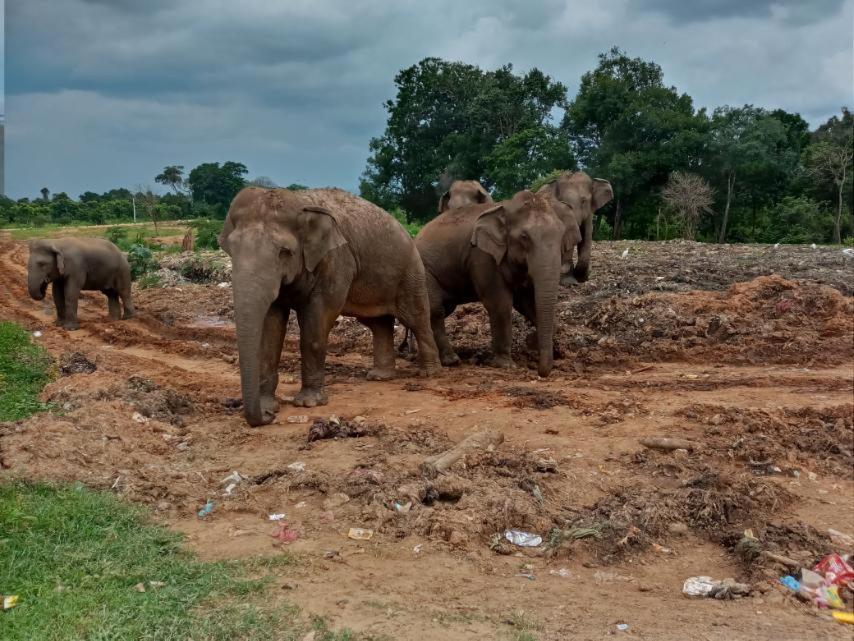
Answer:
[137,272,163,289]
[0,322,53,421]
[361,58,570,221]
[126,244,158,281]
[187,161,248,214]
[390,208,422,237]
[0,481,352,641]
[759,196,838,244]
[191,219,225,250]
[104,226,127,246]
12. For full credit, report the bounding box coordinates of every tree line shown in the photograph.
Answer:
[3,48,851,244]
[361,48,853,244]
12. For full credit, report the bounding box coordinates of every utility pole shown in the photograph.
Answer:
[131,193,137,223]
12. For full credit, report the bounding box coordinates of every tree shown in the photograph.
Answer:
[708,106,796,242]
[564,47,709,239]
[661,172,715,240]
[135,185,161,233]
[360,58,569,221]
[155,165,187,195]
[40,187,50,202]
[248,176,279,188]
[186,161,248,214]
[803,139,853,243]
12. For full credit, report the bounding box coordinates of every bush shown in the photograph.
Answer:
[137,272,162,289]
[104,226,126,246]
[390,208,421,238]
[126,244,158,281]
[191,219,224,250]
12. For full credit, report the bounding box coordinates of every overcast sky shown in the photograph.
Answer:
[5,0,853,199]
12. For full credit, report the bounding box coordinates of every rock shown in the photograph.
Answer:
[281,581,298,590]
[448,530,467,546]
[638,583,653,592]
[155,500,171,512]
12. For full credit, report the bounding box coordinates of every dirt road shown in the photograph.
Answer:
[1,235,852,640]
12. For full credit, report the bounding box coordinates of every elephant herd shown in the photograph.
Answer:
[26,171,612,427]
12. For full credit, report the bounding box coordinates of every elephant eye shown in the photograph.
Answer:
[520,231,531,242]
[280,247,294,258]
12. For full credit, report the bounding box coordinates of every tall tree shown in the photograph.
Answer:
[360,58,569,221]
[155,165,187,195]
[803,138,853,244]
[564,47,708,239]
[40,187,50,202]
[661,172,715,240]
[187,161,248,214]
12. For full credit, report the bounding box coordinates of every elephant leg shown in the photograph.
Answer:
[52,280,66,325]
[362,315,397,381]
[572,215,593,283]
[293,299,339,408]
[120,281,135,319]
[395,268,442,375]
[258,302,289,422]
[62,279,82,330]
[106,291,122,320]
[513,288,539,351]
[480,287,515,368]
[430,299,459,366]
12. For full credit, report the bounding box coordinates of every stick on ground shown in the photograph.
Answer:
[421,429,504,478]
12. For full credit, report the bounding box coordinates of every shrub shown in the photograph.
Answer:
[191,219,224,250]
[126,244,158,281]
[104,226,126,246]
[137,272,162,289]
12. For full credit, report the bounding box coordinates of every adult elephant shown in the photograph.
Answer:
[437,180,492,213]
[219,187,441,426]
[27,237,134,330]
[537,171,613,284]
[416,190,572,378]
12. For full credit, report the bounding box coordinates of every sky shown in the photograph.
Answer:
[4,0,854,200]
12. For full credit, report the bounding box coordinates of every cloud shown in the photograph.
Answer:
[5,0,853,198]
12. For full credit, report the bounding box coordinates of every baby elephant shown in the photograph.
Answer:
[27,237,134,330]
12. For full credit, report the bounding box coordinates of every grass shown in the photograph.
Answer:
[0,481,357,641]
[6,222,187,241]
[0,322,53,421]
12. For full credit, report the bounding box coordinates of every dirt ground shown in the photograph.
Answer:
[1,235,853,640]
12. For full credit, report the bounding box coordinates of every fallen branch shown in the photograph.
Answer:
[421,429,504,478]
[640,437,696,452]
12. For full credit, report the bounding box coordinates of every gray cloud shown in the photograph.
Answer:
[5,0,853,199]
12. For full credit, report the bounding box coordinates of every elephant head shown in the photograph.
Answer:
[537,171,613,282]
[471,191,568,377]
[27,240,64,300]
[438,180,492,214]
[219,188,347,426]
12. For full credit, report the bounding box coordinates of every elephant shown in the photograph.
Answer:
[219,187,442,427]
[438,180,492,214]
[536,171,613,284]
[416,190,572,378]
[27,237,134,330]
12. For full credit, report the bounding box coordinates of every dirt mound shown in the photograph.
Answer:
[680,403,854,478]
[59,351,97,375]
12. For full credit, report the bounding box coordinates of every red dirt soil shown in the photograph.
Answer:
[1,234,853,640]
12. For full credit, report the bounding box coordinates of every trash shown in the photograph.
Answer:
[640,436,695,452]
[814,553,854,586]
[779,575,800,591]
[347,527,374,541]
[32,330,43,338]
[393,500,412,513]
[549,568,571,578]
[222,483,237,496]
[131,412,149,424]
[620,248,629,259]
[616,623,629,631]
[515,572,536,580]
[413,544,424,554]
[811,243,817,249]
[217,281,230,288]
[828,528,854,550]
[833,611,854,624]
[682,576,751,599]
[268,513,286,521]
[651,543,672,554]
[295,501,307,509]
[842,248,854,257]
[774,242,780,249]
[220,471,243,496]
[404,408,422,414]
[271,522,299,544]
[504,529,543,547]
[176,441,190,451]
[286,415,310,424]
[197,500,214,519]
[287,461,306,472]
[134,582,146,593]
[2,595,19,610]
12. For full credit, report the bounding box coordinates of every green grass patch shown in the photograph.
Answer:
[0,482,357,640]
[0,322,53,421]
[7,223,187,242]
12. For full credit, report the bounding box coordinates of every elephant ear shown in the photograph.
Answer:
[217,217,235,254]
[300,205,348,272]
[48,242,66,275]
[476,184,491,204]
[562,221,582,254]
[470,204,506,264]
[437,191,451,214]
[591,179,614,211]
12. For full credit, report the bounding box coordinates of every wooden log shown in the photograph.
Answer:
[181,229,194,252]
[421,429,504,478]
[640,437,696,452]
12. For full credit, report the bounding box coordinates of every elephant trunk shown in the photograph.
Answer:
[28,270,48,300]
[530,252,561,378]
[232,271,278,427]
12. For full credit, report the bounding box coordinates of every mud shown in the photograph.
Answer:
[1,234,852,640]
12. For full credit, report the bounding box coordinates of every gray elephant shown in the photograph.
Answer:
[438,180,492,213]
[219,187,441,426]
[537,171,613,284]
[416,190,572,378]
[27,237,134,330]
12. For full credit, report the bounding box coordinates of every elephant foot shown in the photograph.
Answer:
[54,318,64,327]
[293,387,328,408]
[572,267,589,283]
[489,354,516,369]
[367,367,396,381]
[418,362,442,378]
[61,320,80,331]
[440,351,461,367]
[122,312,135,320]
[560,273,580,286]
